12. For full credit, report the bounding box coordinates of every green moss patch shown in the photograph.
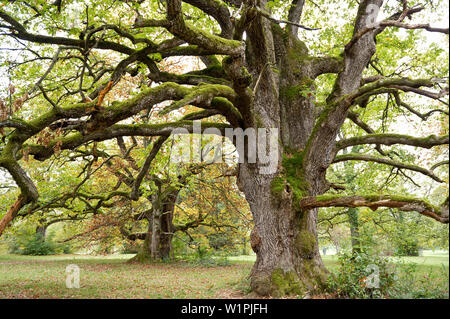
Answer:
[296,230,317,258]
[270,149,310,209]
[271,268,305,297]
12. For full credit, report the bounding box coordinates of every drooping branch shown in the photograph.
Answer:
[333,153,444,183]
[392,92,449,120]
[0,10,135,55]
[347,78,439,106]
[378,20,449,34]
[0,152,39,202]
[346,111,386,155]
[347,16,448,51]
[300,194,449,223]
[27,121,231,161]
[431,160,449,171]
[255,4,319,32]
[345,4,427,51]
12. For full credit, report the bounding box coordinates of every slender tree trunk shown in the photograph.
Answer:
[129,222,152,263]
[131,188,178,262]
[36,225,47,238]
[160,204,174,259]
[347,208,361,254]
[151,208,162,260]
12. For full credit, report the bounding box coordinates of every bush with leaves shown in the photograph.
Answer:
[390,262,449,299]
[181,245,231,267]
[7,229,70,255]
[8,232,56,255]
[327,250,398,299]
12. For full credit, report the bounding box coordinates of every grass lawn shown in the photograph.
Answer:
[0,253,448,299]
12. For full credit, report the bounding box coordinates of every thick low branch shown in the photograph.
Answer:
[28,121,231,161]
[336,133,449,150]
[119,226,148,241]
[159,84,237,115]
[300,194,449,223]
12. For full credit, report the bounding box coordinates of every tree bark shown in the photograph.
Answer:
[36,225,47,238]
[130,187,178,262]
[229,6,331,296]
[347,208,361,254]
[239,163,327,297]
[229,0,384,296]
[129,222,153,263]
[150,208,162,260]
[0,196,26,236]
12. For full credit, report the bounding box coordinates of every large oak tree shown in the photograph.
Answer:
[0,0,448,296]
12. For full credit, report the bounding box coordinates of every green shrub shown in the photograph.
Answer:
[179,245,231,267]
[7,231,67,255]
[390,263,449,299]
[7,238,22,254]
[61,243,73,254]
[121,241,140,254]
[327,250,449,299]
[20,233,57,255]
[327,250,397,298]
[394,238,419,256]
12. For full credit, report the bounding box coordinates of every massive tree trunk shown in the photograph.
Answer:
[234,19,330,296]
[239,164,327,296]
[130,214,174,262]
[131,222,153,262]
[234,0,380,296]
[160,202,175,259]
